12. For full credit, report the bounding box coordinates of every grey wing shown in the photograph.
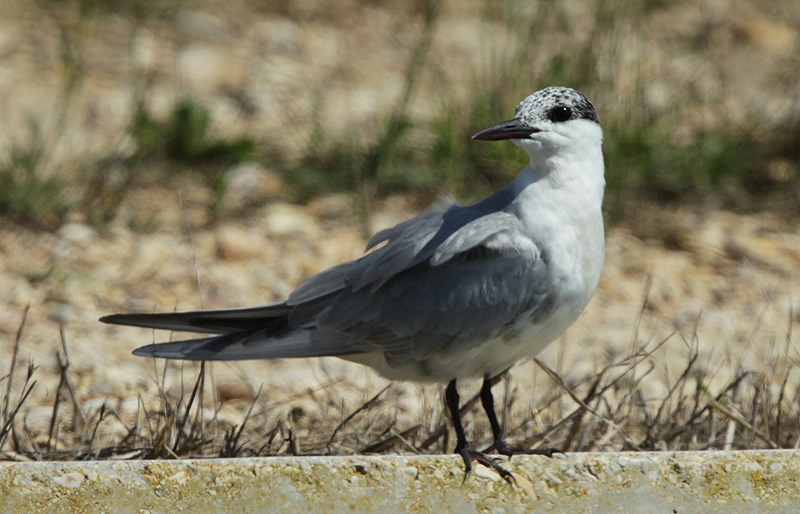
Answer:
[107,200,552,366]
[301,210,550,367]
[104,202,457,361]
[286,200,454,306]
[130,329,370,361]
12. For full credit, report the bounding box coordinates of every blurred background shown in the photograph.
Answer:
[1,0,799,461]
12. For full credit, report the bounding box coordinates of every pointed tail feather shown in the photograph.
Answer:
[131,329,368,361]
[100,302,291,334]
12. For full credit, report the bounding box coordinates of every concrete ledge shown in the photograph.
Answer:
[2,450,799,513]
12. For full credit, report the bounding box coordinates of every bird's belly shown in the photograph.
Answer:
[343,299,585,383]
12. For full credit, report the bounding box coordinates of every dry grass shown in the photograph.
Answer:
[2,295,798,463]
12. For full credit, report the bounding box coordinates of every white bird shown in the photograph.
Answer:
[101,86,605,480]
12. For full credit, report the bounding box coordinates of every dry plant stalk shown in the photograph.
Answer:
[1,306,799,461]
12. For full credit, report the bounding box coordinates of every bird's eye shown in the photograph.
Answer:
[548,106,572,122]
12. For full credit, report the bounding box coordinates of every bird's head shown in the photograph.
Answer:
[472,87,602,165]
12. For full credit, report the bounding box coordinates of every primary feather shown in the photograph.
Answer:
[102,195,548,377]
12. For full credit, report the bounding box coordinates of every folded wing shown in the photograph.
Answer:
[103,198,549,366]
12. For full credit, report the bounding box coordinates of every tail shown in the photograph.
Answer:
[99,302,292,334]
[101,302,365,361]
[129,330,361,361]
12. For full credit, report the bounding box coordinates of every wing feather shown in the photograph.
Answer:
[131,329,369,361]
[106,193,552,370]
[101,302,291,334]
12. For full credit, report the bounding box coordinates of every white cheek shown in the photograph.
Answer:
[513,138,544,152]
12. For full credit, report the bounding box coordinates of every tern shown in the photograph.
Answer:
[101,86,605,481]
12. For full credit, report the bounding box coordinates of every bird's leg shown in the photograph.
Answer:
[445,379,514,484]
[479,375,563,458]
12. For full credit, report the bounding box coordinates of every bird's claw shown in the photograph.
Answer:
[457,447,516,485]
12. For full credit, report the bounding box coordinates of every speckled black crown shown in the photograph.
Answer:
[516,87,599,125]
